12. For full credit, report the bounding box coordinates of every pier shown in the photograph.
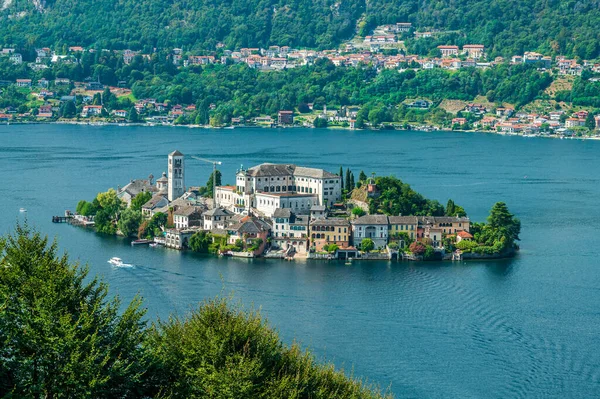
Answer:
[52,215,72,223]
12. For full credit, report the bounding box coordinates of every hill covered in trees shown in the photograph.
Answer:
[1,0,600,58]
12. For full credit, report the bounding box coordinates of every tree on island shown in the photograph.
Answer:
[483,202,521,248]
[446,199,467,217]
[189,230,212,253]
[352,207,366,217]
[359,171,367,182]
[361,238,375,253]
[345,168,352,193]
[324,243,339,254]
[205,170,222,198]
[130,191,152,211]
[117,207,143,237]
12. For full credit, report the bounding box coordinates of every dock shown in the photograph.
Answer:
[52,216,72,223]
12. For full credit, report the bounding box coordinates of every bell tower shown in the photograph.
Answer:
[168,150,185,201]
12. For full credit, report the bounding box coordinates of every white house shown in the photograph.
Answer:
[203,207,235,230]
[351,215,389,249]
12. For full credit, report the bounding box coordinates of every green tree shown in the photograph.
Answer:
[324,243,339,253]
[345,168,351,192]
[482,202,521,249]
[76,200,97,216]
[60,100,77,118]
[445,199,466,217]
[117,207,143,237]
[96,188,123,219]
[423,245,435,260]
[361,238,374,252]
[352,207,366,217]
[359,171,367,182]
[129,106,139,122]
[313,116,328,128]
[205,170,222,198]
[189,231,212,253]
[131,191,152,211]
[146,297,389,399]
[0,225,150,397]
[94,209,116,234]
[585,112,596,130]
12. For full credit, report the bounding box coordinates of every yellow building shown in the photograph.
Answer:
[310,218,351,251]
[388,216,418,241]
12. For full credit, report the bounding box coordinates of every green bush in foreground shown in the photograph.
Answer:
[0,225,390,399]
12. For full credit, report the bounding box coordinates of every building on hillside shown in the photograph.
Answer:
[396,22,412,32]
[16,79,32,87]
[216,163,342,215]
[462,45,485,59]
[438,45,459,57]
[81,105,103,117]
[278,110,294,125]
[352,215,389,249]
[168,150,185,201]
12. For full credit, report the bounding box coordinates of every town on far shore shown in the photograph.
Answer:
[65,151,521,262]
[2,20,600,138]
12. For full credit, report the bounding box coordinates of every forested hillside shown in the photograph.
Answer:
[1,0,600,57]
[0,0,364,50]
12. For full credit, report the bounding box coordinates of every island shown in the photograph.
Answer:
[67,150,520,261]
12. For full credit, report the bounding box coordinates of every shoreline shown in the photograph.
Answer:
[3,120,599,140]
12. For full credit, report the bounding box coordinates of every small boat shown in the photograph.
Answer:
[149,242,158,248]
[131,239,152,246]
[19,208,27,213]
[108,257,123,266]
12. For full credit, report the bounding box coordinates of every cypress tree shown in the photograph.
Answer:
[339,166,344,190]
[345,168,351,192]
[350,172,355,189]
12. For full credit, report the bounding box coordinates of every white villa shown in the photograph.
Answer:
[215,163,342,217]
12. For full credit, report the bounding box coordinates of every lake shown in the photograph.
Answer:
[1,124,599,398]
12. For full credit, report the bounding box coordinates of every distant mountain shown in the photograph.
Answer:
[1,0,599,58]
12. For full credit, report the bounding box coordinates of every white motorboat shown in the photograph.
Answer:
[19,208,27,213]
[108,257,124,266]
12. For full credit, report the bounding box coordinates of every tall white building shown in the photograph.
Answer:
[216,163,342,216]
[168,150,185,201]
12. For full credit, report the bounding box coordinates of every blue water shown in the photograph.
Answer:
[1,124,599,398]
